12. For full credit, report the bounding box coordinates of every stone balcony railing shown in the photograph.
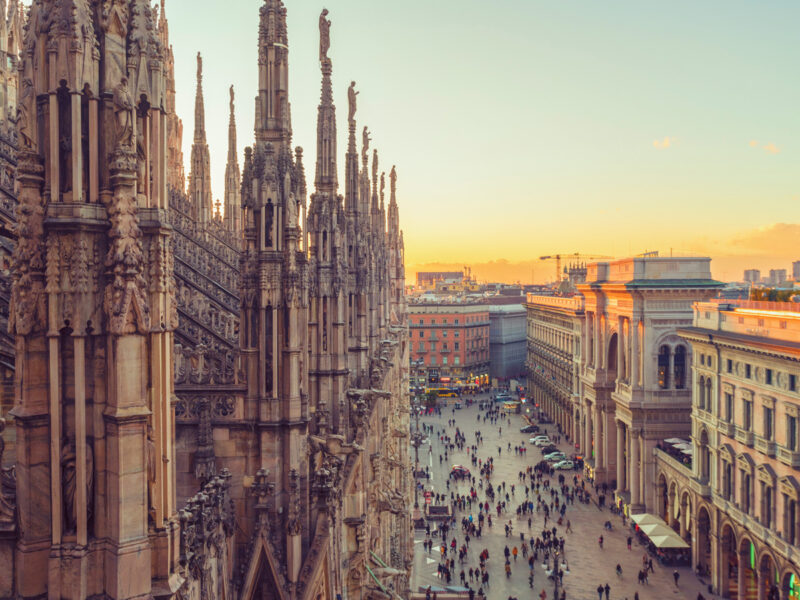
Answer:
[717,419,735,438]
[734,426,754,447]
[754,434,777,457]
[777,446,800,468]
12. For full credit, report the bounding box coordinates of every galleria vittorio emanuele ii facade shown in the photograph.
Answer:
[0,1,412,598]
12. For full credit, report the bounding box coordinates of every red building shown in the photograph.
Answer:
[408,300,490,390]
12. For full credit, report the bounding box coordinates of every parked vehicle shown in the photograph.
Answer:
[544,452,567,462]
[529,436,549,444]
[520,424,540,434]
[539,444,559,454]
[534,438,553,447]
[552,460,575,470]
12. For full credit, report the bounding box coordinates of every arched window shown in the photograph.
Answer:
[698,376,706,410]
[674,346,687,389]
[658,346,670,389]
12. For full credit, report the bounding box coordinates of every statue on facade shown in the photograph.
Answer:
[113,77,134,150]
[319,9,330,63]
[347,81,358,124]
[61,438,94,532]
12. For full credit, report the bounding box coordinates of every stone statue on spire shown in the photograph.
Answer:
[361,126,370,163]
[196,52,202,83]
[390,165,397,196]
[348,81,358,125]
[372,149,378,185]
[319,9,331,63]
[229,84,234,114]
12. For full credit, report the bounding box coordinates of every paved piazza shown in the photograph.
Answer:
[411,394,720,600]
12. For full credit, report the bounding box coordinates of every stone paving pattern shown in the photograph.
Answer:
[411,395,723,599]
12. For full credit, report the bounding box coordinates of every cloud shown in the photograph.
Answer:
[731,222,800,256]
[652,136,674,149]
[749,140,780,154]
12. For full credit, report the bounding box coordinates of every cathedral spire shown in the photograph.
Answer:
[314,9,337,193]
[188,52,212,222]
[193,52,206,143]
[388,165,399,237]
[255,0,291,147]
[224,85,241,232]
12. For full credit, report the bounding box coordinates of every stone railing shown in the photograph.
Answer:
[526,294,584,311]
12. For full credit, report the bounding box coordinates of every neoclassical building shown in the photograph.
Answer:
[576,256,721,512]
[0,1,411,599]
[664,299,800,600]
[525,294,584,442]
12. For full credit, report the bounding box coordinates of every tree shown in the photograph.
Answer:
[425,390,439,408]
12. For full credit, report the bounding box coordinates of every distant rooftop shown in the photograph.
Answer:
[582,256,721,288]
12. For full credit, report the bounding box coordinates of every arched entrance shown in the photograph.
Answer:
[759,554,779,600]
[720,524,737,598]
[782,572,800,600]
[668,481,678,532]
[696,506,711,577]
[657,474,668,521]
[739,538,757,600]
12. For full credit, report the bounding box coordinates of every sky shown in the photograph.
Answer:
[165,0,800,284]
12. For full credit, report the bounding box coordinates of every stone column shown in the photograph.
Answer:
[593,405,602,468]
[616,421,625,493]
[631,318,639,389]
[583,407,590,457]
[592,313,598,368]
[668,347,675,389]
[630,431,641,507]
[617,316,624,383]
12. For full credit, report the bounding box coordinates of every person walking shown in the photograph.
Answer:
[627,535,632,550]
[604,582,610,600]
[596,584,604,600]
[673,569,680,586]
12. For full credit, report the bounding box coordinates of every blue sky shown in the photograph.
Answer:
[165,0,799,281]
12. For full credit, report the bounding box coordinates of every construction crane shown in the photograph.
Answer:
[539,253,614,282]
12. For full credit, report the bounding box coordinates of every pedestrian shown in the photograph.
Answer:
[597,584,604,600]
[673,569,680,586]
[627,535,632,550]
[604,583,610,600]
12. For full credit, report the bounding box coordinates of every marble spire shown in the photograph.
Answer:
[188,52,212,223]
[224,85,241,232]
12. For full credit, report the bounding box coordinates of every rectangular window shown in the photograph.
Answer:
[454,356,460,366]
[725,393,734,423]
[430,342,437,351]
[745,364,752,379]
[443,319,447,324]
[429,355,436,366]
[455,319,459,325]
[443,330,448,337]
[788,415,797,452]
[454,342,460,351]
[743,400,752,431]
[787,497,797,544]
[743,473,751,513]
[418,342,424,351]
[442,356,448,366]
[727,359,733,373]
[766,369,773,385]
[764,406,774,440]
[419,331,424,337]
[790,374,797,392]
[700,355,705,366]
[454,332,459,338]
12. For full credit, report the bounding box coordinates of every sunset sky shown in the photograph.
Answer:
[167,0,800,283]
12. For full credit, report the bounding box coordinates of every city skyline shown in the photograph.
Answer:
[166,0,799,282]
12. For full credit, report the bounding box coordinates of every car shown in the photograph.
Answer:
[543,451,567,461]
[529,436,549,444]
[545,454,567,464]
[450,465,471,477]
[552,460,575,470]
[520,424,540,434]
[539,444,559,455]
[534,438,553,447]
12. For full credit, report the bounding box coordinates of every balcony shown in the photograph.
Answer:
[777,446,800,468]
[690,477,712,499]
[717,419,735,438]
[734,427,754,447]
[754,435,777,457]
[439,347,451,354]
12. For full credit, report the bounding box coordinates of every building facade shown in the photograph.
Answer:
[0,2,411,599]
[673,300,800,600]
[489,304,527,382]
[745,270,762,285]
[409,302,490,388]
[525,294,584,442]
[576,257,721,511]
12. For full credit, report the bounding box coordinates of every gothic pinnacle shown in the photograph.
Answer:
[194,52,205,143]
